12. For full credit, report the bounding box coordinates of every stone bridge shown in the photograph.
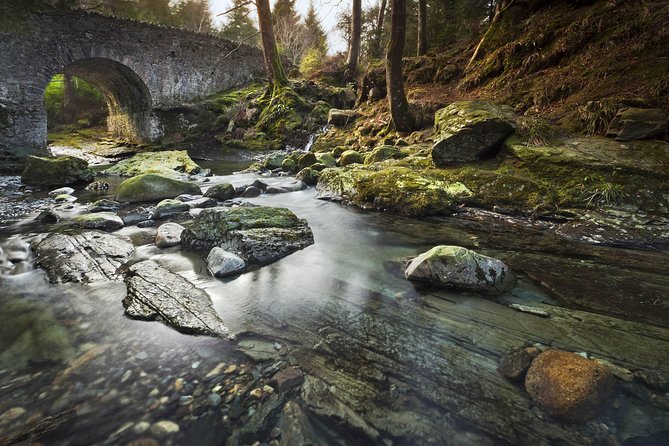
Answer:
[0,10,265,160]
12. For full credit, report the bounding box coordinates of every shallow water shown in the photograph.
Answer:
[0,162,668,445]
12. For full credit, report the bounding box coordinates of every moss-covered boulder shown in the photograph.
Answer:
[316,152,337,167]
[75,212,124,231]
[525,350,615,421]
[297,167,319,186]
[204,182,236,200]
[281,158,297,172]
[181,206,314,265]
[104,150,202,178]
[264,152,286,169]
[328,109,359,126]
[151,199,190,219]
[21,155,94,187]
[432,100,516,166]
[297,152,318,170]
[317,166,472,216]
[364,145,407,164]
[606,107,668,141]
[405,245,516,294]
[116,174,201,203]
[339,150,364,166]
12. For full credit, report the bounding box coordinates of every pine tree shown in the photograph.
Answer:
[173,0,213,33]
[272,0,300,27]
[303,1,327,55]
[218,0,258,43]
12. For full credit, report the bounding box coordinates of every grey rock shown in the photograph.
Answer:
[48,187,74,196]
[204,182,236,200]
[33,231,134,283]
[89,199,123,213]
[207,247,245,277]
[75,212,124,231]
[187,197,218,209]
[431,100,516,165]
[155,222,185,248]
[35,208,61,223]
[405,245,516,294]
[150,420,180,437]
[123,260,229,337]
[151,199,190,219]
[240,186,262,197]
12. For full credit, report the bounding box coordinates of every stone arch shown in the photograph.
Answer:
[48,57,154,142]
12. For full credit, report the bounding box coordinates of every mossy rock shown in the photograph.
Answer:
[297,152,318,170]
[21,155,94,187]
[316,152,337,167]
[297,167,319,186]
[75,212,124,231]
[339,150,364,166]
[363,145,407,164]
[264,152,286,169]
[256,87,310,135]
[281,158,297,172]
[104,150,201,178]
[204,182,235,200]
[310,100,331,124]
[116,174,201,203]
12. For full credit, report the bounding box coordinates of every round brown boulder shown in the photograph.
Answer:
[524,350,614,421]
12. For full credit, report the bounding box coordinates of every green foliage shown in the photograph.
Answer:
[300,47,327,76]
[580,182,626,208]
[218,0,258,43]
[44,74,106,128]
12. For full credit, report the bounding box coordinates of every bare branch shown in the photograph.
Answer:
[222,31,261,60]
[217,1,254,17]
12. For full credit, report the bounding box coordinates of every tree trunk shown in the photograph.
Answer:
[370,0,387,60]
[62,73,75,122]
[256,0,288,88]
[386,0,415,132]
[466,0,514,70]
[417,0,427,56]
[346,0,362,79]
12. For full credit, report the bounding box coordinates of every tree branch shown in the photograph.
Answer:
[222,31,261,60]
[217,1,254,17]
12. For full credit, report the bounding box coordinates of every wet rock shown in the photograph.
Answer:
[35,208,62,223]
[265,152,286,170]
[104,150,201,177]
[432,100,515,166]
[54,193,77,203]
[269,367,305,392]
[85,180,109,191]
[181,206,314,265]
[240,185,262,197]
[266,186,290,194]
[75,212,124,231]
[316,152,337,167]
[328,109,359,126]
[34,231,134,283]
[151,199,190,219]
[155,223,185,248]
[49,186,74,196]
[296,167,318,186]
[607,107,668,141]
[21,155,94,186]
[0,407,26,425]
[339,149,364,166]
[187,197,218,209]
[115,174,201,203]
[90,199,123,213]
[405,245,516,294]
[237,338,282,362]
[207,247,245,277]
[278,401,319,446]
[121,208,152,226]
[524,349,615,421]
[498,346,540,381]
[252,179,268,191]
[149,420,180,437]
[297,152,317,171]
[124,260,229,337]
[204,182,235,200]
[634,369,669,392]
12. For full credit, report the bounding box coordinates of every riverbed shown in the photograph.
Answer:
[0,160,668,445]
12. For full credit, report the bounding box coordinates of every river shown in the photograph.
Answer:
[0,159,668,445]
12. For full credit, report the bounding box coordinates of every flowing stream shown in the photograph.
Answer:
[0,160,668,445]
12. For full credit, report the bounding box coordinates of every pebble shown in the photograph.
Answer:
[135,351,148,360]
[121,370,132,383]
[249,387,263,399]
[133,421,151,434]
[174,378,184,392]
[0,407,26,425]
[208,392,222,407]
[179,395,194,406]
[262,384,275,394]
[148,388,159,397]
[191,361,200,369]
[206,362,226,378]
[149,420,180,437]
[224,364,238,375]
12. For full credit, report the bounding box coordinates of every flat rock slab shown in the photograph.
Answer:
[123,260,229,338]
[33,231,134,283]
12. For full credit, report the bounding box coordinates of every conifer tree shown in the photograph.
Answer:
[218,0,258,43]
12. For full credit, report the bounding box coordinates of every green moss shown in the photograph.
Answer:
[21,155,94,186]
[115,174,201,203]
[104,150,201,178]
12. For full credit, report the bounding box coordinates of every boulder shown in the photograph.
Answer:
[155,222,185,248]
[181,206,314,265]
[240,186,262,197]
[606,107,668,141]
[151,199,190,219]
[524,350,615,421]
[187,197,218,209]
[75,212,124,231]
[124,260,229,337]
[405,245,516,294]
[103,150,201,177]
[207,247,246,277]
[339,150,364,166]
[264,152,286,169]
[328,109,359,126]
[316,152,337,167]
[296,167,319,186]
[48,187,74,196]
[281,158,297,172]
[431,100,516,166]
[33,232,134,283]
[115,174,201,203]
[364,145,405,164]
[297,152,318,171]
[21,155,94,187]
[204,182,236,200]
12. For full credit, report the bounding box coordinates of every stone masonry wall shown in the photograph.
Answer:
[0,10,265,160]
